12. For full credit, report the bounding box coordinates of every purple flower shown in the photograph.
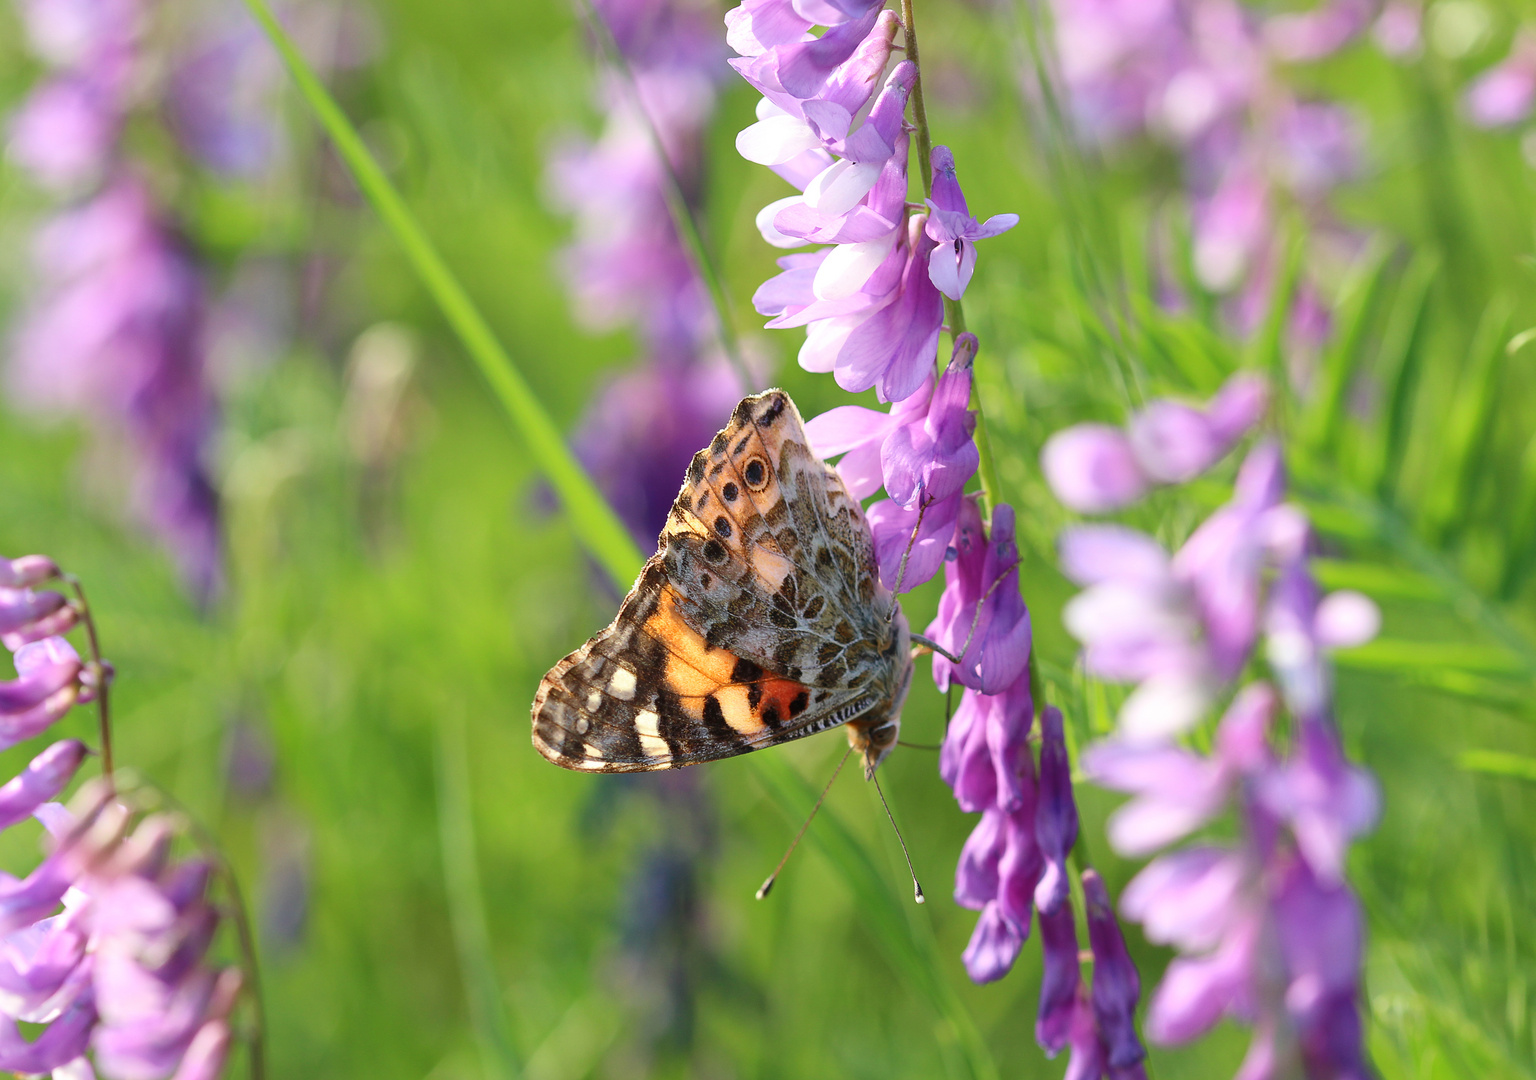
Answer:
[6,77,119,190]
[1034,706,1079,915]
[1263,0,1373,61]
[941,678,1034,814]
[1040,425,1149,513]
[0,741,89,830]
[1465,30,1536,129]
[1082,870,1145,1070]
[1043,372,1268,512]
[865,488,961,592]
[1,585,77,649]
[805,334,978,510]
[2,638,84,751]
[956,798,1042,984]
[1086,682,1276,855]
[1036,900,1081,1053]
[165,20,282,178]
[0,555,61,589]
[923,146,1019,301]
[10,179,222,600]
[926,500,1031,695]
[572,358,744,546]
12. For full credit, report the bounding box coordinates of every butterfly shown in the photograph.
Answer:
[532,389,914,781]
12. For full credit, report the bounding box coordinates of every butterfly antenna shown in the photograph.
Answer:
[909,632,961,665]
[756,746,852,901]
[872,770,925,904]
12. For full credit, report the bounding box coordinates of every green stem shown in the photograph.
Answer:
[900,0,935,201]
[62,574,113,782]
[901,0,1002,520]
[240,0,647,589]
[575,0,753,389]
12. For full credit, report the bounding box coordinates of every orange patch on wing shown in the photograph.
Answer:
[644,587,738,718]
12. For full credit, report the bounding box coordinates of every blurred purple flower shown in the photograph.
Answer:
[165,21,282,178]
[924,146,1019,301]
[1465,30,1536,129]
[1,639,84,751]
[573,358,744,545]
[6,78,119,190]
[10,179,222,600]
[1042,371,1268,513]
[0,741,89,829]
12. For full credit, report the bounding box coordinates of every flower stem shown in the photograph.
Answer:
[901,0,1003,519]
[63,575,113,783]
[574,0,753,390]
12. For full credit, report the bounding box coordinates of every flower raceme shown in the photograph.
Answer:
[0,553,247,1080]
[6,0,224,600]
[1042,383,1380,1078]
[729,0,1016,401]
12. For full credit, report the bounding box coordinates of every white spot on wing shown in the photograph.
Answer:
[635,709,661,738]
[609,668,637,700]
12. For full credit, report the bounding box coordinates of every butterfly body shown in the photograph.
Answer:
[532,390,913,780]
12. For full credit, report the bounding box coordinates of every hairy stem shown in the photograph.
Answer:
[901,0,1002,518]
[63,575,112,782]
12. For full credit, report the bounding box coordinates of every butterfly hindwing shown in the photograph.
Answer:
[531,562,879,772]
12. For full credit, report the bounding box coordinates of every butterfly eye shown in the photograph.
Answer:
[743,457,768,490]
[721,482,739,502]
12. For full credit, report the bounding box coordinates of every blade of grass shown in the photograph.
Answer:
[1305,237,1392,453]
[750,753,999,1080]
[1334,639,1529,677]
[1500,430,1536,597]
[1421,295,1511,545]
[437,709,523,1080]
[239,0,647,590]
[1367,251,1438,499]
[1458,749,1536,784]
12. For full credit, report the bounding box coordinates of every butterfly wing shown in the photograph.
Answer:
[658,390,900,690]
[532,561,881,772]
[531,389,909,774]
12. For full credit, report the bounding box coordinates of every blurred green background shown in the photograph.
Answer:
[3,0,1536,1076]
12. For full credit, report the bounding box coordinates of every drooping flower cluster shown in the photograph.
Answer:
[549,0,743,544]
[1044,385,1382,1077]
[1047,0,1376,363]
[6,0,223,599]
[0,552,246,1080]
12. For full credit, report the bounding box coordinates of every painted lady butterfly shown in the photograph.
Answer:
[532,389,914,781]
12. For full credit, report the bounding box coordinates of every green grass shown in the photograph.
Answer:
[3,0,1536,1076]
